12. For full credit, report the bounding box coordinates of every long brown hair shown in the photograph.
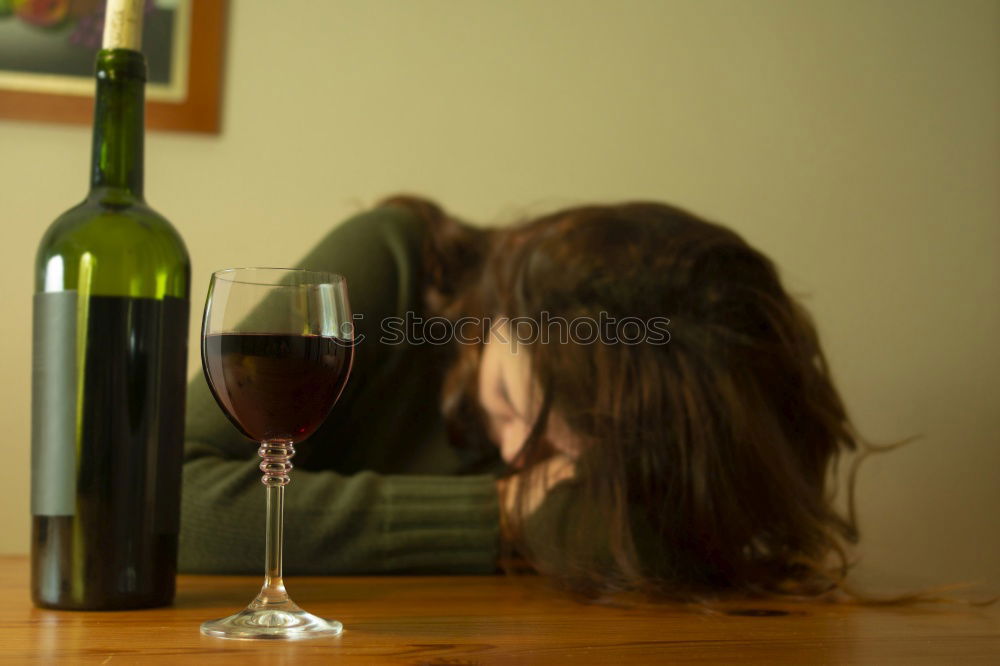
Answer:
[381,194,864,600]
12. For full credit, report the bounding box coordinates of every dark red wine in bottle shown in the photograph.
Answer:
[202,333,354,443]
[31,0,190,610]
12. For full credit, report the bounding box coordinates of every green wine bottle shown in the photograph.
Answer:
[30,0,190,610]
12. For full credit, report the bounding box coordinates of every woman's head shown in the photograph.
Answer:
[476,321,580,464]
[382,194,860,599]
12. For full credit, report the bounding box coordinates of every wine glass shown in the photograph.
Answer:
[199,268,353,640]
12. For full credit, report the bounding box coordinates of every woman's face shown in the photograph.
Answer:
[478,322,577,465]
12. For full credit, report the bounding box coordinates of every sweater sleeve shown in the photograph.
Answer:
[179,206,500,574]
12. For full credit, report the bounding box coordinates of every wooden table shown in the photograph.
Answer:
[3,556,997,664]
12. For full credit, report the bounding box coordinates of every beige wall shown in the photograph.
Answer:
[1,0,997,587]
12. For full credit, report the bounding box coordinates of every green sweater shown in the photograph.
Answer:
[179,206,505,574]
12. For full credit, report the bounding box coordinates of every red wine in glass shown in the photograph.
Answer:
[203,333,353,443]
[199,267,353,640]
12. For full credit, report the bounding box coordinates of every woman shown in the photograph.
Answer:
[180,194,861,600]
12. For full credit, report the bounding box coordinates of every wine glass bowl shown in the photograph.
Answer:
[199,268,353,640]
[202,332,353,443]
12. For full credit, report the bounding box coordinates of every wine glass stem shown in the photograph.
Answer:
[252,441,295,609]
[261,483,287,603]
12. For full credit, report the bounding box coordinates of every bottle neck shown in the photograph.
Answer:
[90,49,146,199]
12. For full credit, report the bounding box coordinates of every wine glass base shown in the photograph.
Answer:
[200,608,343,640]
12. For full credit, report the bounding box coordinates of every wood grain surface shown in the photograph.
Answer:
[2,555,997,664]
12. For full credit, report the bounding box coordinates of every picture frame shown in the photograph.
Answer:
[0,0,226,134]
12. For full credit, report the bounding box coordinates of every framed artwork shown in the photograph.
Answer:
[0,0,226,133]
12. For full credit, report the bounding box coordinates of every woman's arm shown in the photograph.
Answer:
[179,206,500,574]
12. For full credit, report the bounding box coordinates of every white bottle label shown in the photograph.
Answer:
[31,292,79,517]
